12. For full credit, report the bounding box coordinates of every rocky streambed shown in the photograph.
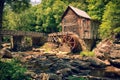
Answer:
[20,39,120,80]
[0,38,120,80]
[13,50,119,80]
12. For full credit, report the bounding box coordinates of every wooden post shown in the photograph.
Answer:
[11,36,24,51]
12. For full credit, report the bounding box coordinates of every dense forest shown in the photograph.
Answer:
[2,0,120,39]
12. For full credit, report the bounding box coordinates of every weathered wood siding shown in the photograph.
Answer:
[62,9,79,36]
[90,20,99,39]
[78,17,91,39]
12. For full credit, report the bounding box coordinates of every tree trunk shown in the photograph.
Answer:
[0,0,5,30]
[0,0,5,48]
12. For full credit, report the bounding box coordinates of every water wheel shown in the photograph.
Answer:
[61,34,78,50]
[48,32,81,52]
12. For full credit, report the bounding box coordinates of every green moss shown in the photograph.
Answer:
[80,51,95,57]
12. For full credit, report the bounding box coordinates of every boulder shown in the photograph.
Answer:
[38,73,62,80]
[0,48,12,58]
[56,68,72,77]
[108,39,120,68]
[59,43,71,53]
[109,50,120,59]
[83,57,106,68]
[70,60,90,69]
[105,66,120,78]
[93,39,113,60]
[109,59,120,68]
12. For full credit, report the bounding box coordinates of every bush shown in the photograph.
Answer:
[0,59,31,80]
[80,51,95,57]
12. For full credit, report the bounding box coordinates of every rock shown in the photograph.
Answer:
[47,55,59,62]
[109,51,120,59]
[93,48,105,60]
[70,60,90,69]
[50,62,70,72]
[105,66,120,78]
[56,68,72,77]
[57,51,69,55]
[103,60,110,66]
[1,43,11,49]
[49,73,62,80]
[71,67,81,74]
[83,57,106,68]
[109,39,120,68]
[109,59,120,68]
[59,43,71,53]
[79,70,91,75]
[93,39,113,60]
[0,48,12,58]
[43,53,56,57]
[38,73,62,80]
[114,44,120,50]
[109,43,120,59]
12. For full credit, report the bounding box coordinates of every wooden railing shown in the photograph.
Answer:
[0,30,46,37]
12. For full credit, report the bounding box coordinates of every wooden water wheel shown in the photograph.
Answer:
[60,34,79,50]
[48,32,81,51]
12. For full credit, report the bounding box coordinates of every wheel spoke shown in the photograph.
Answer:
[61,34,77,50]
[68,36,72,41]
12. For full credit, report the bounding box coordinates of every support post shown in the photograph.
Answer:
[11,36,24,51]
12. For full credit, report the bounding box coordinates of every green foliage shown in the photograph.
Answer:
[68,76,88,80]
[66,0,88,11]
[99,0,120,39]
[0,0,30,30]
[35,0,66,33]
[3,5,37,31]
[87,0,110,21]
[80,51,95,57]
[0,59,31,80]
[6,0,30,13]
[3,8,20,30]
[16,7,37,31]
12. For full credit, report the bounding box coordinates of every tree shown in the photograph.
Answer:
[99,0,120,39]
[35,0,66,33]
[0,0,5,29]
[0,0,30,30]
[15,7,37,31]
[3,4,37,31]
[62,0,88,11]
[87,0,110,21]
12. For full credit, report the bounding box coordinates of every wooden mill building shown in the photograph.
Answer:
[61,6,99,50]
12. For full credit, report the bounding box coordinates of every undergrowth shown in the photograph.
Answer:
[0,59,31,80]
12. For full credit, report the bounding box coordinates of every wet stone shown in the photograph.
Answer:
[56,68,72,77]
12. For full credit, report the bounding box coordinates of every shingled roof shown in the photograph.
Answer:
[62,6,91,19]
